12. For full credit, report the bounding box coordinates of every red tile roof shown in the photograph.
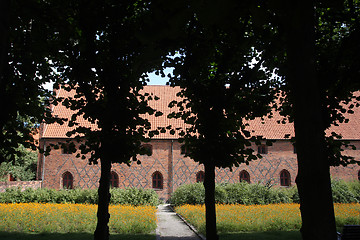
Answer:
[42,87,98,139]
[246,110,295,140]
[326,95,360,140]
[41,86,360,140]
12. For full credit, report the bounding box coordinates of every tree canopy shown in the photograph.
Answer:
[1,1,360,240]
[0,0,56,164]
[44,1,187,239]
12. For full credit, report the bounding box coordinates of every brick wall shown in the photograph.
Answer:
[38,138,360,200]
[0,181,42,192]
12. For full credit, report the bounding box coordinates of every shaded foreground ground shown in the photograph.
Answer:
[220,231,301,240]
[0,231,301,240]
[0,232,155,240]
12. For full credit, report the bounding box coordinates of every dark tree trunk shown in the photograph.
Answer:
[204,162,219,240]
[285,1,337,240]
[94,156,112,240]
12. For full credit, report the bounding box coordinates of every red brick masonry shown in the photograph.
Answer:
[37,139,360,200]
[0,181,42,192]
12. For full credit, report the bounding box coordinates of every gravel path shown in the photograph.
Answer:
[156,204,203,240]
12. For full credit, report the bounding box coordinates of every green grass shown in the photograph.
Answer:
[220,231,301,240]
[0,232,155,240]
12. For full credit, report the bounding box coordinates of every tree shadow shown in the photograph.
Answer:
[0,232,155,240]
[219,231,301,240]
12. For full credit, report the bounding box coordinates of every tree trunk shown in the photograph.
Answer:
[285,1,337,240]
[204,162,219,240]
[94,156,112,240]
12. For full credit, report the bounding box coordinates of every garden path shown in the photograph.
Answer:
[156,204,203,240]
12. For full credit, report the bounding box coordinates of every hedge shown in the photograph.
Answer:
[0,187,160,206]
[170,180,360,206]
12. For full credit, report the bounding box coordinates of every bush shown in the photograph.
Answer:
[170,183,205,205]
[0,187,159,206]
[331,179,359,203]
[222,182,251,205]
[347,181,360,202]
[170,180,360,206]
[110,188,160,206]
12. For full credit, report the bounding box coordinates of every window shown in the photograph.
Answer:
[63,172,73,189]
[152,171,163,189]
[181,145,189,155]
[110,171,119,188]
[61,144,72,154]
[258,145,268,154]
[239,170,250,183]
[280,169,291,186]
[142,144,153,156]
[196,171,205,183]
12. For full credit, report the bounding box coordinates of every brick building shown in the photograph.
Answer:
[37,86,360,200]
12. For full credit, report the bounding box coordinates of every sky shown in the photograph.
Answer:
[43,69,171,90]
[146,68,172,85]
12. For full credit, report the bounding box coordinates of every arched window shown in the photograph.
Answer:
[239,170,250,183]
[63,172,73,189]
[196,171,205,183]
[142,144,153,156]
[280,169,291,186]
[152,171,163,189]
[110,171,119,188]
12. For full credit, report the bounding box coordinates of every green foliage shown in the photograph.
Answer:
[110,188,160,206]
[331,179,360,203]
[0,187,160,206]
[222,183,293,205]
[170,180,360,206]
[170,183,205,205]
[0,146,37,181]
[0,0,56,164]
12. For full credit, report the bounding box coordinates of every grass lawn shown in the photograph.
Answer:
[0,232,155,240]
[220,231,301,240]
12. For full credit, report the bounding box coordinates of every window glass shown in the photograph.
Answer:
[258,145,268,154]
[63,172,73,189]
[239,170,250,183]
[280,170,291,186]
[110,171,119,188]
[196,171,205,183]
[152,171,163,189]
[61,143,72,154]
[181,145,189,155]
